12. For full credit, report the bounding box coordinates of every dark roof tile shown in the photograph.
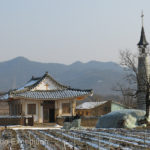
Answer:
[12,89,92,100]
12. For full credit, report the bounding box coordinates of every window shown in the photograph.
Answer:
[11,104,22,115]
[86,111,89,116]
[62,103,70,114]
[28,104,36,115]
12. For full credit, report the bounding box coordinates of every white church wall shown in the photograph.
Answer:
[59,99,73,116]
[32,77,61,91]
[23,100,41,122]
[38,102,43,123]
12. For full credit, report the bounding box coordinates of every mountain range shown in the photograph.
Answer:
[0,57,124,95]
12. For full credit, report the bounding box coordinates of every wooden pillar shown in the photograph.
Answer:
[55,101,59,121]
[38,101,43,123]
[16,101,18,115]
[14,103,15,115]
[21,101,26,116]
[72,100,76,116]
[9,102,11,115]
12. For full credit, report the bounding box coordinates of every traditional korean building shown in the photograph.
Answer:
[0,72,92,123]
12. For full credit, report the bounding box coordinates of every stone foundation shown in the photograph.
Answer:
[56,116,98,127]
[0,116,33,126]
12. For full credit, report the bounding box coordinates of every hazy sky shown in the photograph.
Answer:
[0,0,150,64]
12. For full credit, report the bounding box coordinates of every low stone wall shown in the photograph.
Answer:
[63,119,81,129]
[56,117,65,126]
[56,116,98,127]
[0,116,33,126]
[81,116,98,127]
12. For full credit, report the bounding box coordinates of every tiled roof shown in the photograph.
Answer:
[0,72,93,101]
[11,89,92,100]
[76,101,129,110]
[0,94,9,100]
[16,72,68,92]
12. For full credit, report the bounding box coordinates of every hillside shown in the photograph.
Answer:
[0,57,124,95]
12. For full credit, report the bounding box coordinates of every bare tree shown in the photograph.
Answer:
[120,50,138,85]
[113,82,136,108]
[118,49,150,120]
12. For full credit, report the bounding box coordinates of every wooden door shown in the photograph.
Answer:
[43,108,49,123]
[49,108,55,122]
[43,101,55,123]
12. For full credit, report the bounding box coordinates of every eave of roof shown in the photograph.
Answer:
[9,89,93,101]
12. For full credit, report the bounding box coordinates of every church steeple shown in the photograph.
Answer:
[137,12,150,111]
[137,26,149,48]
[137,12,149,48]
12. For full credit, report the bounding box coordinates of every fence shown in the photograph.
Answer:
[0,116,34,126]
[56,116,99,127]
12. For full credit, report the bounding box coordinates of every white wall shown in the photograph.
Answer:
[21,99,76,122]
[32,77,62,91]
[22,100,42,122]
[58,99,73,116]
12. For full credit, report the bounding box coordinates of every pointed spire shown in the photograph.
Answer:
[137,27,149,48]
[137,12,149,48]
[141,11,144,26]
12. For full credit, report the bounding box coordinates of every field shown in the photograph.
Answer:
[0,128,150,150]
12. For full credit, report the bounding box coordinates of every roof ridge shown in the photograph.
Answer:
[10,88,93,100]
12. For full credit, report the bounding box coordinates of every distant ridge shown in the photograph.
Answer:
[0,57,124,95]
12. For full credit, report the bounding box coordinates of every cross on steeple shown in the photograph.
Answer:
[141,11,144,26]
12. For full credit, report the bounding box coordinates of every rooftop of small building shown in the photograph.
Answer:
[76,100,128,110]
